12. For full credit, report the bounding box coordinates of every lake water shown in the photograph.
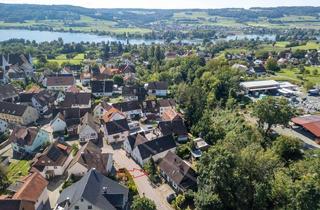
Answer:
[0,29,163,45]
[0,29,277,44]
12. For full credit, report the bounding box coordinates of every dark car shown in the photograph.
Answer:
[166,193,176,204]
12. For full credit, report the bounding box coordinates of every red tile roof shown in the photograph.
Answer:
[12,172,48,203]
[292,115,320,137]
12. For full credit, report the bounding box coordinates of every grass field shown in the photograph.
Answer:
[267,67,320,86]
[7,160,30,183]
[48,53,85,65]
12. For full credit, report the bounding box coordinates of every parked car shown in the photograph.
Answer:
[166,193,176,204]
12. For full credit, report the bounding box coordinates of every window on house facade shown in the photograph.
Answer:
[74,206,79,210]
[88,206,92,209]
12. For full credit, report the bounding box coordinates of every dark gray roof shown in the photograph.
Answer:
[0,101,28,116]
[19,93,36,103]
[91,80,114,93]
[112,101,141,112]
[57,169,128,210]
[32,90,57,107]
[147,81,168,90]
[0,199,35,210]
[60,92,91,108]
[141,100,158,114]
[159,151,197,191]
[105,119,129,135]
[137,135,176,160]
[158,99,176,107]
[69,141,111,175]
[122,86,147,101]
[127,132,148,150]
[47,75,75,87]
[158,120,188,136]
[0,84,18,101]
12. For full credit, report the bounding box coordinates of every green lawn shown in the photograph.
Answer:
[7,160,30,183]
[48,53,85,65]
[267,67,320,86]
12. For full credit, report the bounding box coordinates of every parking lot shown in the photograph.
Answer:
[290,93,320,113]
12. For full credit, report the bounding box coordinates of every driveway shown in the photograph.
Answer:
[102,144,173,210]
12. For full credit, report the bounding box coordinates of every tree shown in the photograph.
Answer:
[196,143,281,210]
[272,136,303,163]
[253,97,294,135]
[45,61,60,72]
[143,158,159,183]
[0,165,9,193]
[271,157,320,209]
[71,143,79,156]
[265,57,280,71]
[113,75,124,86]
[173,194,186,210]
[131,196,156,210]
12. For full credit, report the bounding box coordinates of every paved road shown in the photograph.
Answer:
[274,126,320,149]
[243,113,320,149]
[102,145,173,210]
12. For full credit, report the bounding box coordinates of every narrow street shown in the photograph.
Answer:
[102,144,173,210]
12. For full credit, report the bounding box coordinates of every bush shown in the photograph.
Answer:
[176,144,191,159]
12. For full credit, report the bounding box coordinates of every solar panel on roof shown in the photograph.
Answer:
[47,146,63,162]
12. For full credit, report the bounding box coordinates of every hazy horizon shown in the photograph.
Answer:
[0,0,319,9]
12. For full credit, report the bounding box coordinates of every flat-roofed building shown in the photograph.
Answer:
[240,80,280,94]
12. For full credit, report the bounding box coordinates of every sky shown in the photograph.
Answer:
[0,0,319,9]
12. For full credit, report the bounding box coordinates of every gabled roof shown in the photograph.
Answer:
[147,81,168,90]
[292,115,320,137]
[102,107,126,123]
[69,141,112,175]
[0,199,35,210]
[122,86,147,101]
[57,169,128,210]
[32,90,57,107]
[0,101,29,116]
[127,133,148,150]
[9,127,39,147]
[136,135,176,160]
[112,101,141,112]
[12,172,48,203]
[158,99,176,108]
[162,109,182,121]
[60,92,91,108]
[91,80,114,93]
[105,119,129,135]
[46,76,75,87]
[32,141,71,170]
[66,85,80,93]
[159,151,197,191]
[7,54,31,66]
[141,100,158,114]
[53,108,81,121]
[158,120,188,136]
[0,84,19,101]
[79,113,100,133]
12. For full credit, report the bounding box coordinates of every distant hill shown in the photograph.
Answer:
[0,4,319,24]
